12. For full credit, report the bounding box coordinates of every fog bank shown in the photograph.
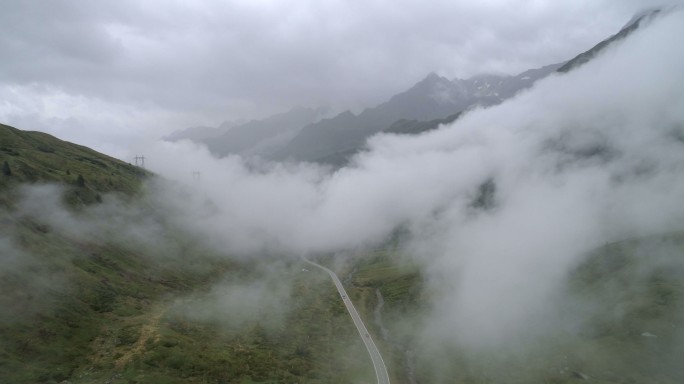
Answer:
[139,9,684,350]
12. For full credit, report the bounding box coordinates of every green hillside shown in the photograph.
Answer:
[0,123,148,205]
[0,124,377,383]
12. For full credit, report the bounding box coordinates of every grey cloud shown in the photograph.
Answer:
[3,0,680,157]
[13,183,187,259]
[0,235,69,323]
[0,0,671,132]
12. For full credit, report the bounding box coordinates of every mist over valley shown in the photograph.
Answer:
[2,2,684,383]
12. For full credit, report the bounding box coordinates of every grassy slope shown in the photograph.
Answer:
[0,123,376,383]
[1,230,375,384]
[113,267,374,384]
[0,220,233,383]
[0,123,148,205]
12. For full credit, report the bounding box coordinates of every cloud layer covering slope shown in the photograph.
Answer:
[137,9,684,350]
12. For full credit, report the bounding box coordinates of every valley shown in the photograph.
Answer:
[2,5,684,384]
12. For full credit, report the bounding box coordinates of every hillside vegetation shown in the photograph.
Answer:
[0,124,377,383]
[1,123,148,206]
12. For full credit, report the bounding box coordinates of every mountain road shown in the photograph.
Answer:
[301,255,391,384]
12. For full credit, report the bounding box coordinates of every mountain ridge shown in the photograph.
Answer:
[273,62,562,163]
[557,8,664,73]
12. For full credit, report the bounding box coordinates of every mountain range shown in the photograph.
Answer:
[166,8,664,167]
[168,63,562,165]
[202,106,329,158]
[275,63,562,164]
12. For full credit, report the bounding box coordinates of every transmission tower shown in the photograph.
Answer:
[134,155,146,168]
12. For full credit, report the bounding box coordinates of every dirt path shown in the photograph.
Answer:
[114,305,166,369]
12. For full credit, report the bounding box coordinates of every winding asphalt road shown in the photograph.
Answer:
[301,255,391,384]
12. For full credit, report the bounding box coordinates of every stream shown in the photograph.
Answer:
[373,288,418,384]
[342,260,418,383]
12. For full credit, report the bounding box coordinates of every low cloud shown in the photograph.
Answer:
[170,264,293,331]
[140,8,684,355]
[0,217,69,323]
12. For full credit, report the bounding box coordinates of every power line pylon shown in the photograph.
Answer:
[134,155,146,168]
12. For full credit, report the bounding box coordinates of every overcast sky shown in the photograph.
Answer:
[0,0,675,158]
